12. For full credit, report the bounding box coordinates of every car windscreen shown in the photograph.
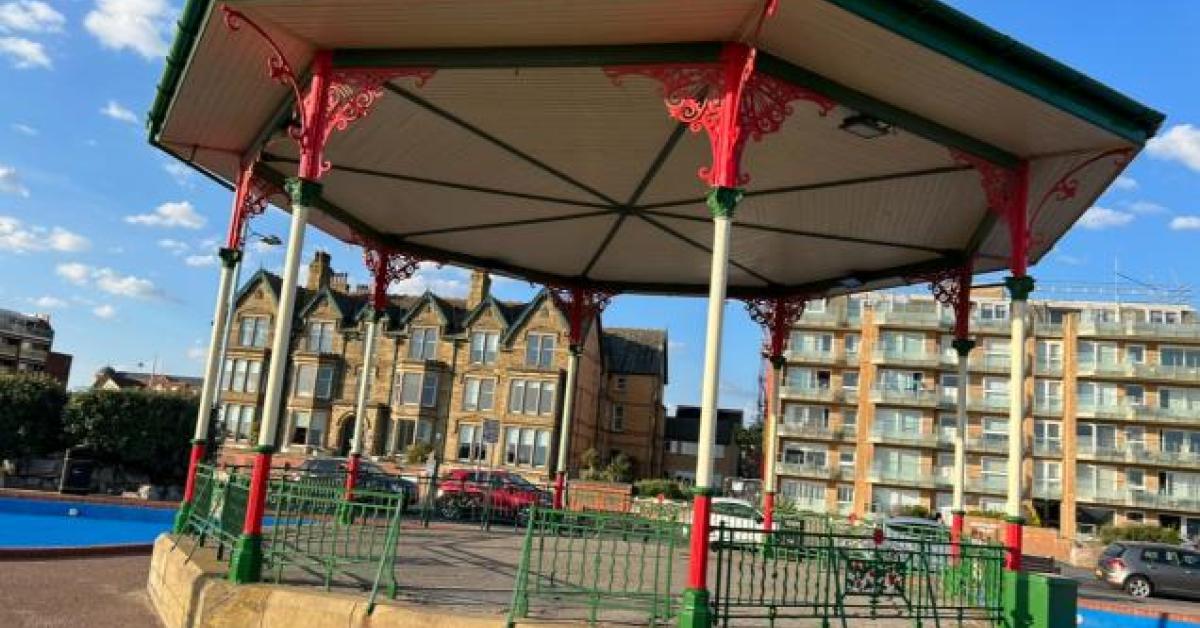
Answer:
[1101,544,1125,558]
[506,475,536,490]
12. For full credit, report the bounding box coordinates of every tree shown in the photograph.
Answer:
[0,373,67,460]
[734,421,763,478]
[62,389,197,484]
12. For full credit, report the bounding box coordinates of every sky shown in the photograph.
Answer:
[1,1,1199,415]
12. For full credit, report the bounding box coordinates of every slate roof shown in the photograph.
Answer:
[603,328,667,378]
[94,367,203,390]
[665,405,742,446]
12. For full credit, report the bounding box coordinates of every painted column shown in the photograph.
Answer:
[229,179,315,583]
[345,309,380,501]
[554,345,581,510]
[761,354,783,532]
[680,187,740,628]
[1004,275,1033,571]
[950,338,975,554]
[174,247,242,533]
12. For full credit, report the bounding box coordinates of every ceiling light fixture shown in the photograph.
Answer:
[840,114,892,139]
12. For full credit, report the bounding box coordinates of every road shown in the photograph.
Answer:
[1062,564,1200,619]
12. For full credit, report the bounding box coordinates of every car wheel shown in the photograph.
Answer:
[438,497,463,520]
[1125,575,1152,599]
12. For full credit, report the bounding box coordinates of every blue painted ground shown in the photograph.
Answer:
[1081,607,1200,628]
[0,497,174,547]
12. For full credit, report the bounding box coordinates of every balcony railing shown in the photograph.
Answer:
[966,476,1008,495]
[872,348,940,367]
[873,310,942,328]
[1032,440,1062,456]
[1076,446,1129,463]
[797,311,846,328]
[1076,361,1134,378]
[1135,404,1200,424]
[1075,402,1133,420]
[1142,450,1200,468]
[779,386,838,402]
[1033,359,1063,376]
[776,461,841,480]
[1130,322,1200,341]
[870,429,938,448]
[1032,482,1062,500]
[1076,320,1129,337]
[868,467,937,488]
[777,421,840,440]
[972,318,1011,334]
[1077,490,1200,512]
[872,387,939,407]
[970,354,1011,372]
[966,437,1008,454]
[1032,398,1064,416]
[1133,364,1200,382]
[1035,322,1064,337]
[968,395,1010,412]
[786,348,841,364]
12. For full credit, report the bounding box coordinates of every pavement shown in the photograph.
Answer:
[0,554,160,628]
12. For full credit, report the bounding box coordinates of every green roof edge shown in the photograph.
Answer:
[147,0,210,141]
[824,0,1165,144]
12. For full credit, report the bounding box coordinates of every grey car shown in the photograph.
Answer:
[1095,541,1200,599]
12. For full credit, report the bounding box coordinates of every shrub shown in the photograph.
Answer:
[62,389,196,484]
[404,442,434,465]
[967,509,1006,520]
[0,373,67,460]
[601,453,633,483]
[634,478,686,500]
[897,504,931,519]
[1099,524,1181,546]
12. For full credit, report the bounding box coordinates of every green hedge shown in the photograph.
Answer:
[0,373,67,460]
[63,389,197,483]
[1099,523,1181,546]
[633,479,687,500]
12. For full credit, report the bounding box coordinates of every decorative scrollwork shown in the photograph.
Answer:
[354,235,424,311]
[548,287,615,347]
[1030,148,1133,226]
[605,59,835,186]
[743,296,808,358]
[221,6,303,111]
[907,264,973,339]
[950,150,1021,216]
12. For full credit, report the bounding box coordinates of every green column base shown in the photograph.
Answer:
[1003,570,1077,628]
[1002,571,1030,628]
[677,587,711,628]
[172,501,193,534]
[228,534,263,584]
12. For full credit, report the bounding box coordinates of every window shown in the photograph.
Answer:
[842,409,857,432]
[1160,387,1200,412]
[505,428,544,466]
[408,327,439,360]
[781,443,826,467]
[462,377,496,411]
[1036,340,1063,369]
[1161,347,1200,367]
[289,410,327,447]
[790,331,833,354]
[1125,427,1145,451]
[937,415,957,441]
[873,447,919,478]
[469,331,499,364]
[239,316,269,347]
[845,334,860,355]
[307,321,335,353]
[1034,420,1061,450]
[526,333,556,368]
[232,360,248,392]
[457,424,487,462]
[874,408,921,435]
[222,405,255,441]
[807,299,826,314]
[221,359,234,391]
[1126,345,1145,365]
[509,379,556,416]
[782,404,829,427]
[837,485,854,507]
[786,367,831,389]
[880,331,925,354]
[1126,469,1145,491]
[780,479,826,510]
[615,376,627,392]
[936,452,953,478]
[940,373,959,401]
[842,371,859,390]
[397,372,439,407]
[982,377,1008,403]
[839,450,855,471]
[1126,385,1145,407]
[1077,381,1117,408]
[977,302,1008,321]
[878,369,923,391]
[314,365,334,399]
[1034,461,1060,487]
[534,431,550,467]
[982,417,1009,445]
[1036,379,1063,409]
[294,364,316,397]
[611,405,625,431]
[1126,511,1144,523]
[1076,423,1117,452]
[981,457,1007,487]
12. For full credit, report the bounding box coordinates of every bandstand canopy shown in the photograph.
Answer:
[149,0,1163,298]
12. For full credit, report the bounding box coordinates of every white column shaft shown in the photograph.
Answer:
[1006,300,1028,518]
[257,203,310,448]
[350,315,379,456]
[695,215,731,489]
[555,348,581,475]
[953,353,968,511]
[194,259,237,441]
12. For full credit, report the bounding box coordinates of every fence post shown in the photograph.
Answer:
[508,508,536,624]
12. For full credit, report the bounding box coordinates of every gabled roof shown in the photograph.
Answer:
[93,367,204,391]
[296,286,358,324]
[603,328,667,379]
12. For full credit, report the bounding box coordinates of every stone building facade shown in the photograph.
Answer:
[216,251,668,481]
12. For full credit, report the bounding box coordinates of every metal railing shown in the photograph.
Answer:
[872,388,939,407]
[710,525,1004,627]
[873,349,940,367]
[508,508,684,625]
[780,386,839,402]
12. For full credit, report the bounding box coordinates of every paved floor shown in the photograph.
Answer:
[0,555,159,628]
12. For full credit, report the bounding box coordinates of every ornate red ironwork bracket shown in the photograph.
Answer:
[1030,148,1133,226]
[358,238,423,312]
[907,264,973,340]
[743,296,807,360]
[225,161,281,250]
[605,42,835,187]
[222,5,434,181]
[548,287,615,349]
[951,150,1031,277]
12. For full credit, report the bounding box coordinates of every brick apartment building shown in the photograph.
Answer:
[772,289,1200,542]
[216,252,667,481]
[0,308,71,385]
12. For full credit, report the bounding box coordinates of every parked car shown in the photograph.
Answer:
[710,498,773,544]
[1096,541,1200,599]
[880,516,950,567]
[288,458,417,509]
[436,470,550,522]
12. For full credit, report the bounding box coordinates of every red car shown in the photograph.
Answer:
[436,470,551,521]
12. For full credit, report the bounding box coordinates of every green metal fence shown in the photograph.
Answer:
[711,524,1004,627]
[508,508,685,626]
[180,464,248,560]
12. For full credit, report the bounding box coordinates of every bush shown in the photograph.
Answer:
[404,442,434,465]
[967,509,1006,520]
[601,453,633,483]
[63,389,197,484]
[634,479,686,500]
[897,504,931,519]
[1099,524,1181,546]
[0,373,67,460]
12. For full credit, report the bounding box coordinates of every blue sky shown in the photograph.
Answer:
[1,1,1198,414]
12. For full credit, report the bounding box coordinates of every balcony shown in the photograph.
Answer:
[1076,446,1130,463]
[1032,440,1062,456]
[869,467,938,488]
[1032,482,1062,500]
[1035,322,1064,338]
[970,354,1011,373]
[777,421,840,440]
[1133,363,1200,383]
[873,348,940,368]
[797,310,846,328]
[872,387,939,407]
[1130,322,1200,341]
[1140,449,1200,469]
[968,395,1010,413]
[1075,402,1133,420]
[1034,359,1063,376]
[779,386,838,403]
[972,318,1011,335]
[873,310,943,328]
[966,437,1009,454]
[1076,361,1134,379]
[786,348,841,365]
[870,429,938,448]
[1077,320,1129,337]
[966,476,1008,495]
[1077,490,1200,512]
[1134,404,1200,425]
[1032,398,1064,416]
[777,461,841,480]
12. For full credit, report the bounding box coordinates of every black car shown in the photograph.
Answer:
[290,458,417,508]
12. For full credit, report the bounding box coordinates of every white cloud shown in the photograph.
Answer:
[184,254,216,267]
[0,35,49,68]
[29,295,65,309]
[392,263,469,296]
[163,161,194,187]
[125,200,205,229]
[84,0,172,59]
[1125,200,1167,215]
[1169,216,1200,231]
[11,122,36,135]
[1078,206,1134,230]
[100,99,137,124]
[56,262,160,299]
[0,1,65,33]
[186,343,205,361]
[0,216,89,253]
[1111,175,1137,191]
[1146,123,1200,172]
[92,304,117,319]
[0,164,29,196]
[1055,253,1085,266]
[157,237,188,254]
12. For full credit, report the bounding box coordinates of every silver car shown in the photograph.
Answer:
[1096,541,1200,599]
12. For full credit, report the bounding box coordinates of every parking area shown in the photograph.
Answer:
[1061,564,1200,619]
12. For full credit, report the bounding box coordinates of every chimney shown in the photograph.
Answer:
[307,251,332,291]
[330,271,349,293]
[467,269,491,310]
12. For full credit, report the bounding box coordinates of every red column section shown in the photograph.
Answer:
[688,493,713,589]
[1004,519,1023,571]
[344,452,361,502]
[951,511,965,561]
[553,472,566,510]
[182,442,206,503]
[243,452,273,536]
[762,491,775,533]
